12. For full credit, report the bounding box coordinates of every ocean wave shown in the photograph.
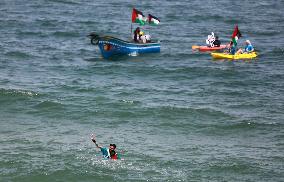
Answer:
[250,29,282,36]
[0,88,39,98]
[205,159,253,174]
[143,105,233,119]
[120,99,139,105]
[53,31,80,37]
[190,14,225,22]
[28,100,67,118]
[85,154,188,181]
[47,0,80,5]
[270,47,284,55]
[35,19,59,28]
[33,100,64,109]
[206,120,282,135]
[76,20,99,25]
[140,66,235,79]
[5,51,33,59]
[16,30,47,38]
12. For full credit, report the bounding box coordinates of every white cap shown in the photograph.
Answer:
[246,40,251,44]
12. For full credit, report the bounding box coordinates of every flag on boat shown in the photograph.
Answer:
[132,8,147,25]
[230,25,242,47]
[148,14,160,25]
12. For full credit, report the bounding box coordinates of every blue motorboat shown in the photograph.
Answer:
[88,33,160,59]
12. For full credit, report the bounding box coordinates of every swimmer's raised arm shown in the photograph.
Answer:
[91,134,102,149]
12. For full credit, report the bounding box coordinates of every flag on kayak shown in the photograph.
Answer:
[230,25,242,47]
[148,14,160,25]
[132,8,147,25]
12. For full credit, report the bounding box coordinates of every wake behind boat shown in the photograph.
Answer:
[88,33,160,59]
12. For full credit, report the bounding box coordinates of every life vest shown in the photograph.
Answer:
[110,154,118,160]
[104,148,118,160]
[100,147,120,160]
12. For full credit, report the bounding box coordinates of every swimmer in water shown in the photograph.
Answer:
[91,134,120,160]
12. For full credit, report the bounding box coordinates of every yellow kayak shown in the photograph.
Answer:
[211,52,257,60]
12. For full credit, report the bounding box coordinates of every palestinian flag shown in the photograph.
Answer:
[230,25,242,47]
[132,8,147,25]
[148,14,160,25]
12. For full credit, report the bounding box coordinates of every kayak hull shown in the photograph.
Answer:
[89,33,160,59]
[211,52,258,60]
[193,45,227,52]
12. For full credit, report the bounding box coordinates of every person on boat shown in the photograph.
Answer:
[236,40,254,54]
[212,36,221,47]
[91,134,120,160]
[230,46,236,55]
[140,34,151,43]
[133,27,142,43]
[133,27,150,43]
[225,41,236,55]
[206,32,215,47]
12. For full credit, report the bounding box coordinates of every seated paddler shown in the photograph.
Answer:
[225,41,236,55]
[206,32,215,47]
[212,36,221,47]
[236,40,254,54]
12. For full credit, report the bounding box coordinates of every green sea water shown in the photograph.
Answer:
[0,0,284,181]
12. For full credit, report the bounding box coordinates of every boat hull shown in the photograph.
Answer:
[89,33,160,59]
[211,52,258,60]
[198,45,227,52]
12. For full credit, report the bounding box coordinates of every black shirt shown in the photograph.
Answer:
[213,39,221,47]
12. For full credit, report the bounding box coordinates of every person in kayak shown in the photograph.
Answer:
[236,40,254,54]
[91,134,120,160]
[224,41,236,54]
[206,32,215,47]
[212,36,221,47]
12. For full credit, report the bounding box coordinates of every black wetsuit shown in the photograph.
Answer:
[213,39,221,47]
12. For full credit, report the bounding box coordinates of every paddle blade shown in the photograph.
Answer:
[192,45,199,50]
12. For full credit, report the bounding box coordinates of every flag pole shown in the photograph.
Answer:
[131,23,133,39]
[131,8,133,40]
[147,15,151,38]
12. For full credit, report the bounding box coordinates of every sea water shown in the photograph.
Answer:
[0,0,283,181]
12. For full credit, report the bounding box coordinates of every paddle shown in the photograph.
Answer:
[192,45,199,50]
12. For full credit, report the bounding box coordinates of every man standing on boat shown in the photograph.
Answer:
[133,27,142,42]
[133,27,150,43]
